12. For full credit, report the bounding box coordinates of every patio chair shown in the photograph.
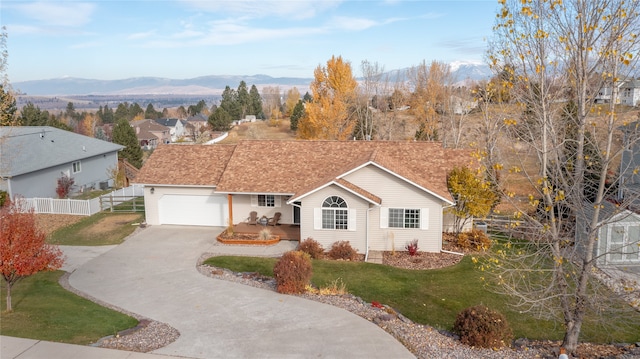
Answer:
[248,211,258,225]
[267,212,281,226]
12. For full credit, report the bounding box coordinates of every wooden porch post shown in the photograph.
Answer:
[227,194,233,226]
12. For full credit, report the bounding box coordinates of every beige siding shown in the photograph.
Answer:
[300,185,369,253]
[144,186,219,225]
[231,194,294,224]
[343,165,444,253]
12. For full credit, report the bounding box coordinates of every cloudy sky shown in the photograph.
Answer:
[2,0,498,82]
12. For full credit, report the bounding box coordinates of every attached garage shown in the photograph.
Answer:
[158,194,227,226]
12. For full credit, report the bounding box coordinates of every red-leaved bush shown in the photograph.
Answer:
[406,239,419,256]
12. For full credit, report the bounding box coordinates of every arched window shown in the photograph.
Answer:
[322,196,348,229]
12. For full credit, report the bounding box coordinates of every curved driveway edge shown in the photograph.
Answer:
[69,225,415,359]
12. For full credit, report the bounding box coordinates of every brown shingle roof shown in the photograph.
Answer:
[135,140,473,202]
[134,144,236,186]
[216,140,473,202]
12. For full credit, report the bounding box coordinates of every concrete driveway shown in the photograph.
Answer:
[69,225,414,359]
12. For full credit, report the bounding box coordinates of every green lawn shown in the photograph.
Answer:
[48,212,143,246]
[0,271,138,344]
[204,255,640,344]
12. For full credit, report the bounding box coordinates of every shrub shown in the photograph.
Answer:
[258,228,272,240]
[273,251,313,294]
[456,229,492,250]
[406,239,419,256]
[56,173,75,199]
[453,305,513,349]
[327,241,358,261]
[298,237,325,259]
[0,191,7,207]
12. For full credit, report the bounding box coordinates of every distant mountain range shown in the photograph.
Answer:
[13,62,492,96]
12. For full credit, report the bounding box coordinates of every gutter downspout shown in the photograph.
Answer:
[365,206,373,262]
[441,201,456,253]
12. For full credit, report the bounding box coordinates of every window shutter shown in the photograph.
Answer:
[314,208,322,230]
[348,209,356,231]
[274,195,281,207]
[421,208,429,230]
[380,207,389,229]
[251,195,258,207]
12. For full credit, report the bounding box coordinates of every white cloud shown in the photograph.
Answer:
[328,16,377,31]
[70,41,100,49]
[128,30,157,40]
[180,0,342,20]
[13,1,96,28]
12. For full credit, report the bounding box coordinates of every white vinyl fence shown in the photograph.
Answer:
[20,185,144,216]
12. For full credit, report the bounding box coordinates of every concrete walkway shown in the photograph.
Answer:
[66,225,414,359]
[1,336,187,359]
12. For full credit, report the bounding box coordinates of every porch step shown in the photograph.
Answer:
[366,250,383,264]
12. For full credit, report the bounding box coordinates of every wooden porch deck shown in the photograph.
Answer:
[232,223,301,241]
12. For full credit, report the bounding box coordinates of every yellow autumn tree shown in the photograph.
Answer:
[298,55,358,140]
[284,87,300,117]
[78,113,97,137]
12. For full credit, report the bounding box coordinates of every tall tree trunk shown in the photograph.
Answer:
[6,282,12,312]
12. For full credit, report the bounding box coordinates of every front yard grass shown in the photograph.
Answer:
[203,255,640,344]
[48,212,143,246]
[0,271,138,344]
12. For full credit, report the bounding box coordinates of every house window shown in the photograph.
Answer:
[388,208,420,228]
[322,196,348,230]
[258,194,275,207]
[72,161,81,173]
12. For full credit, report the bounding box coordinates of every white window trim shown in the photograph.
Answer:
[380,207,428,230]
[251,194,280,207]
[72,160,81,174]
[314,207,356,231]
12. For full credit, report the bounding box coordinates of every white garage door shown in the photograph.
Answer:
[158,195,227,226]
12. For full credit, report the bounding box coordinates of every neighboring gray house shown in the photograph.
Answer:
[576,202,640,267]
[0,126,124,199]
[575,121,640,268]
[617,121,640,202]
[154,118,185,142]
[595,79,640,106]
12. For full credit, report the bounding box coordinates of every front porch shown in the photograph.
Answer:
[231,223,301,241]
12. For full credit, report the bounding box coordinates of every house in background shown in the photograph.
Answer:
[153,118,185,142]
[135,140,472,256]
[594,79,640,106]
[574,121,640,268]
[184,114,209,141]
[130,119,171,150]
[0,126,123,199]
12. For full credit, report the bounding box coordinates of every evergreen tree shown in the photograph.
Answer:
[129,103,144,119]
[290,100,305,131]
[115,102,130,121]
[112,118,143,168]
[18,102,49,126]
[303,92,313,102]
[220,86,240,120]
[99,104,114,123]
[145,103,160,119]
[208,107,232,131]
[249,84,263,118]
[237,81,250,119]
